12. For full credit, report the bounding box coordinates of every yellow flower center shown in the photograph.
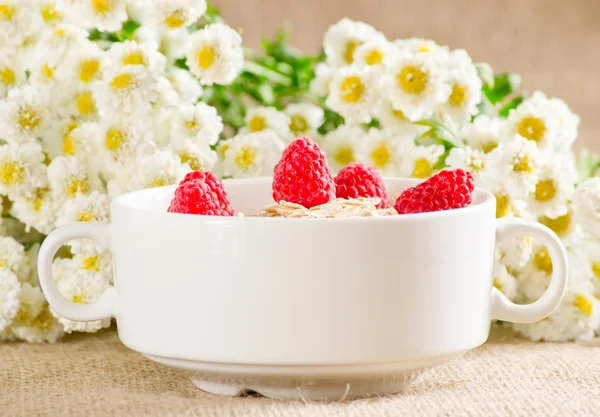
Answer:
[185,118,200,135]
[122,51,145,66]
[0,67,16,85]
[197,46,217,69]
[392,109,407,120]
[41,4,61,22]
[397,65,428,95]
[495,194,513,218]
[449,84,467,107]
[32,188,48,212]
[77,209,94,221]
[63,135,75,155]
[0,4,15,20]
[574,294,592,316]
[469,156,485,172]
[289,115,309,135]
[17,107,41,130]
[0,161,24,186]
[513,155,534,173]
[82,256,100,271]
[364,49,383,66]
[91,0,111,14]
[76,91,95,116]
[164,9,186,28]
[418,45,432,53]
[334,146,354,166]
[534,247,552,274]
[534,179,557,202]
[110,73,133,89]
[592,262,600,280]
[371,144,390,168]
[179,153,201,171]
[151,177,167,187]
[41,64,54,80]
[235,146,257,170]
[65,178,89,198]
[517,116,546,143]
[72,295,86,304]
[412,158,433,179]
[482,141,498,153]
[340,76,365,104]
[539,212,572,237]
[54,28,64,36]
[79,59,100,83]
[105,128,124,151]
[344,41,361,64]
[248,115,267,132]
[493,278,503,291]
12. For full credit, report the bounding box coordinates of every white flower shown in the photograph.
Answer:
[484,135,543,198]
[323,18,386,67]
[153,24,189,62]
[171,102,223,147]
[325,67,380,124]
[355,128,406,176]
[29,23,90,67]
[0,142,47,199]
[241,106,291,140]
[48,155,102,202]
[573,177,600,238]
[93,64,158,118]
[497,236,533,270]
[459,115,507,153]
[56,190,110,226]
[385,52,451,121]
[351,39,397,70]
[440,49,482,124]
[11,187,58,235]
[397,141,445,179]
[51,256,78,284]
[93,117,155,170]
[506,91,561,154]
[37,1,64,27]
[184,23,243,85]
[492,260,518,301]
[0,52,26,97]
[172,140,217,172]
[0,0,42,52]
[40,116,81,158]
[223,131,285,178]
[52,268,111,333]
[146,0,207,31]
[12,282,45,324]
[106,40,167,77]
[58,122,99,158]
[56,0,127,32]
[0,85,50,143]
[0,267,21,331]
[527,154,577,219]
[10,301,64,343]
[309,63,335,97]
[374,99,425,135]
[284,103,324,138]
[321,125,364,173]
[547,97,580,149]
[166,67,203,104]
[62,42,105,87]
[446,147,488,180]
[107,148,189,197]
[71,239,112,283]
[394,37,450,59]
[0,236,28,278]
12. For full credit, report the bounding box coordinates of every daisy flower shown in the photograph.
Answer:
[37,1,64,27]
[170,102,223,147]
[355,128,407,176]
[573,177,600,238]
[351,39,397,70]
[56,190,110,226]
[172,140,218,172]
[325,66,380,124]
[0,142,47,199]
[0,52,26,97]
[146,0,207,31]
[63,42,105,87]
[105,40,167,77]
[497,235,533,270]
[10,302,64,343]
[241,106,291,140]
[29,23,90,67]
[47,155,102,202]
[459,115,507,153]
[71,239,112,282]
[0,267,21,331]
[397,141,445,179]
[385,52,451,121]
[0,85,50,144]
[493,260,518,301]
[0,236,28,278]
[165,67,203,104]
[56,0,127,32]
[527,154,577,219]
[184,23,244,85]
[440,49,482,124]
[445,147,488,180]
[322,18,386,67]
[0,0,42,52]
[374,99,425,135]
[223,131,285,178]
[284,103,324,139]
[548,97,580,149]
[394,37,450,58]
[309,63,335,97]
[40,116,81,158]
[52,268,112,333]
[93,64,158,118]
[321,125,365,172]
[10,187,59,234]
[11,282,44,327]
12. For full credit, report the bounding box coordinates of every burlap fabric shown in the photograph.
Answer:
[1,328,599,416]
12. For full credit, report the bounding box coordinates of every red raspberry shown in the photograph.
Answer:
[168,171,235,216]
[394,169,475,214]
[272,137,335,208]
[334,163,389,208]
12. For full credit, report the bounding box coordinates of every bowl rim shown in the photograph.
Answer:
[112,176,495,222]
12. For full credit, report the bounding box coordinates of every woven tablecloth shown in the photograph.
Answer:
[2,328,599,417]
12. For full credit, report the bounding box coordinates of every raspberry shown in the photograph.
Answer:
[334,163,389,208]
[168,171,235,216]
[272,137,335,208]
[394,169,475,214]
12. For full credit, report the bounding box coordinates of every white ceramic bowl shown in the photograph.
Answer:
[38,178,568,401]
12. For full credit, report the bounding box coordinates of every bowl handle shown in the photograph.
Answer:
[491,217,568,323]
[38,223,118,322]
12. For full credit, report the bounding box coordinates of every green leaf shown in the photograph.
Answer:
[576,148,600,180]
[174,57,189,70]
[118,19,141,41]
[498,95,524,118]
[475,62,494,87]
[203,1,224,24]
[482,73,521,104]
